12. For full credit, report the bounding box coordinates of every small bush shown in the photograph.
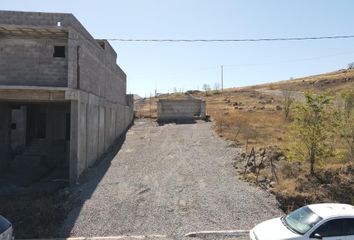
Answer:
[285,92,337,175]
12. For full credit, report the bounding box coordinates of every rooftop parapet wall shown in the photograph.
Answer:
[0,10,127,105]
[96,40,117,64]
[0,11,94,45]
[0,11,121,69]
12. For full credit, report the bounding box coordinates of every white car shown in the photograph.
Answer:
[250,203,354,240]
[0,215,12,240]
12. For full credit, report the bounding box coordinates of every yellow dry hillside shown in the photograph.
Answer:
[136,68,354,148]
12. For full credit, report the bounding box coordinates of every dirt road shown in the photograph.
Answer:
[61,119,282,238]
[258,89,305,102]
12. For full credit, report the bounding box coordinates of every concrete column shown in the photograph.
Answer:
[0,103,11,168]
[11,106,27,152]
[70,100,88,182]
[67,29,79,89]
[86,103,99,167]
[110,108,115,143]
[98,106,105,157]
[77,101,87,176]
[69,100,79,183]
[104,106,111,151]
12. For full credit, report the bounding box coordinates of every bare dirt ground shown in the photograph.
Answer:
[61,119,282,239]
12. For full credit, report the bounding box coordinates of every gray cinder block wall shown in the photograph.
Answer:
[0,10,134,183]
[157,99,206,121]
[0,38,68,87]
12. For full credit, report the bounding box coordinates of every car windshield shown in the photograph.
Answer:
[0,216,11,233]
[284,206,323,235]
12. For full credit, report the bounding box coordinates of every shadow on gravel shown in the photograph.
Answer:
[59,125,132,237]
[0,124,132,239]
[0,188,69,238]
[157,118,198,126]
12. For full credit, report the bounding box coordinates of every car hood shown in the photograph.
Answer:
[252,217,301,240]
[0,226,12,240]
[0,216,11,234]
[0,216,12,240]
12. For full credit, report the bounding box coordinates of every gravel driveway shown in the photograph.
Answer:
[61,119,282,238]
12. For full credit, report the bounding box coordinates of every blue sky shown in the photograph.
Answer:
[2,1,354,96]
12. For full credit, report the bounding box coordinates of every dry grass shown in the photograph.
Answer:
[213,110,286,147]
[200,90,288,148]
[275,178,297,194]
[135,69,354,149]
[274,161,354,211]
[198,69,354,210]
[134,68,354,210]
[135,98,158,118]
[227,68,354,93]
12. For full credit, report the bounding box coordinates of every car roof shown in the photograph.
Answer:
[308,203,354,219]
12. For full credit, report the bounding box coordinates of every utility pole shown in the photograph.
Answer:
[154,82,157,97]
[221,65,224,93]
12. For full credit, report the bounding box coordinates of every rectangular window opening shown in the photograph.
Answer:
[54,46,66,58]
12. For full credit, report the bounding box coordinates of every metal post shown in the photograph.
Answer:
[221,65,224,92]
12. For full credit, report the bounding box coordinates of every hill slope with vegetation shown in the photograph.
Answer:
[135,68,354,211]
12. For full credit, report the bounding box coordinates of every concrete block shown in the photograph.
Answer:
[157,99,206,121]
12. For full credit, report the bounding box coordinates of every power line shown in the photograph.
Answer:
[223,51,354,68]
[105,35,354,42]
[132,51,354,80]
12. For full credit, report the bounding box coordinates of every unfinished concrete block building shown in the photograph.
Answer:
[157,98,206,122]
[0,11,134,184]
